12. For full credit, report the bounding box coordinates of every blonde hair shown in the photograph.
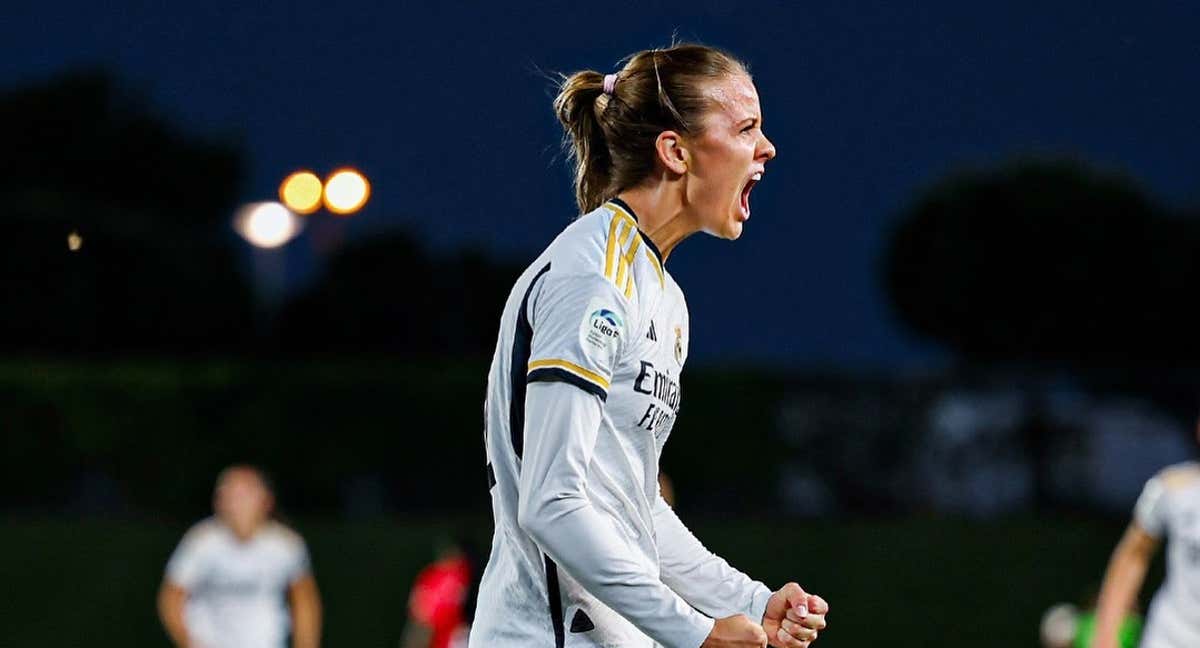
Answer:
[553,43,748,213]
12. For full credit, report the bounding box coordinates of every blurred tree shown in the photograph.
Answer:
[0,69,253,351]
[883,159,1200,369]
[275,234,521,357]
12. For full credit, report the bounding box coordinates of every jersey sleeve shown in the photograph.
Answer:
[165,525,209,589]
[525,271,635,402]
[285,538,312,583]
[1133,474,1168,538]
[652,491,773,622]
[518,381,715,648]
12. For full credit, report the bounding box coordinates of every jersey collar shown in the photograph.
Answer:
[607,197,665,267]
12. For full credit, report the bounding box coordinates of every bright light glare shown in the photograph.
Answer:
[323,168,370,215]
[279,171,323,215]
[67,230,83,251]
[234,202,303,249]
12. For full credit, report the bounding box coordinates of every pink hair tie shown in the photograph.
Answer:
[603,73,618,95]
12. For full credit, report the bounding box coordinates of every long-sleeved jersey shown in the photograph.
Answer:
[470,198,771,648]
[1134,461,1200,648]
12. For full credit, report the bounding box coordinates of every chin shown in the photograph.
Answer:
[722,218,744,240]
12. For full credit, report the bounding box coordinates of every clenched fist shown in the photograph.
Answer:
[762,583,828,648]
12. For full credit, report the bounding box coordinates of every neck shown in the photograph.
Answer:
[616,182,696,263]
[225,519,264,542]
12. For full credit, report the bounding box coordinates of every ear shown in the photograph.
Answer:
[654,130,689,175]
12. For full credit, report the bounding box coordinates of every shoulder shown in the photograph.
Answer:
[178,517,225,548]
[543,203,627,274]
[261,521,307,553]
[1156,461,1200,492]
[549,203,659,285]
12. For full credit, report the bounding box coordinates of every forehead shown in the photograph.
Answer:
[218,469,264,491]
[702,74,761,127]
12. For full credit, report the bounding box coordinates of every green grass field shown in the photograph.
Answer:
[1,515,1160,647]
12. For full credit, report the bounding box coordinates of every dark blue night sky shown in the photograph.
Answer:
[6,1,1199,368]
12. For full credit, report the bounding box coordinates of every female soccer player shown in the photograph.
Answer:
[158,465,322,648]
[1092,422,1200,648]
[472,44,829,648]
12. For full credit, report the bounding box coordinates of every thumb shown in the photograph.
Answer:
[781,582,809,613]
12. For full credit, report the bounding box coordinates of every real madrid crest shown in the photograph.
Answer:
[673,325,684,365]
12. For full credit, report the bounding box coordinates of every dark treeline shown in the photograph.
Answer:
[6,70,1200,520]
[884,158,1200,370]
[0,70,521,357]
[9,70,1200,371]
[1,70,251,352]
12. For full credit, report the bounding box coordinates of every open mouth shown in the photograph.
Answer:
[739,171,763,220]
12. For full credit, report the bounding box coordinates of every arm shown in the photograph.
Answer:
[157,581,192,648]
[289,574,322,648]
[517,381,716,648]
[1091,522,1158,648]
[652,493,772,621]
[399,621,433,648]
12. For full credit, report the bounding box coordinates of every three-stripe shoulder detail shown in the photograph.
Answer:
[602,203,664,297]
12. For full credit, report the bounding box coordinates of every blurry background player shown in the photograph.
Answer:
[400,535,482,648]
[158,465,322,648]
[1091,420,1200,648]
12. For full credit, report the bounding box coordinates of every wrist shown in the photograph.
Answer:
[749,584,773,624]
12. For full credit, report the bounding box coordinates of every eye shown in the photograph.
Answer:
[740,124,756,134]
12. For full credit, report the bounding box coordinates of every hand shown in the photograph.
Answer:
[702,614,769,647]
[761,582,828,648]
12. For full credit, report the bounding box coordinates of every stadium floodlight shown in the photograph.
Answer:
[322,168,370,215]
[279,171,324,215]
[233,202,304,249]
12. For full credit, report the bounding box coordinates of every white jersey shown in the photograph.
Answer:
[471,199,771,648]
[165,518,311,648]
[1134,462,1200,648]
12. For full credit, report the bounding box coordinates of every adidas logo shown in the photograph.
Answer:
[646,321,657,342]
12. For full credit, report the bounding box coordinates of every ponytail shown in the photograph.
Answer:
[553,70,613,213]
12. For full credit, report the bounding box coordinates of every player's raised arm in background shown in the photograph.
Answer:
[1092,473,1164,648]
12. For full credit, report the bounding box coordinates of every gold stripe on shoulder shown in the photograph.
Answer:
[603,211,622,281]
[607,200,637,224]
[613,222,636,289]
[619,234,642,296]
[644,249,665,286]
[604,201,662,291]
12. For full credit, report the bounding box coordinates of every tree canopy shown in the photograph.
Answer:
[883,159,1200,368]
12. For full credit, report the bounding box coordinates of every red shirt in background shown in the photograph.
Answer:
[407,556,471,648]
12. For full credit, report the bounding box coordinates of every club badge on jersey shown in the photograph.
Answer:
[673,325,684,365]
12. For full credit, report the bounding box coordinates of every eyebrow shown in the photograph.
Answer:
[737,117,761,128]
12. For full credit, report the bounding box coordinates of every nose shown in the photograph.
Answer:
[758,132,777,162]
